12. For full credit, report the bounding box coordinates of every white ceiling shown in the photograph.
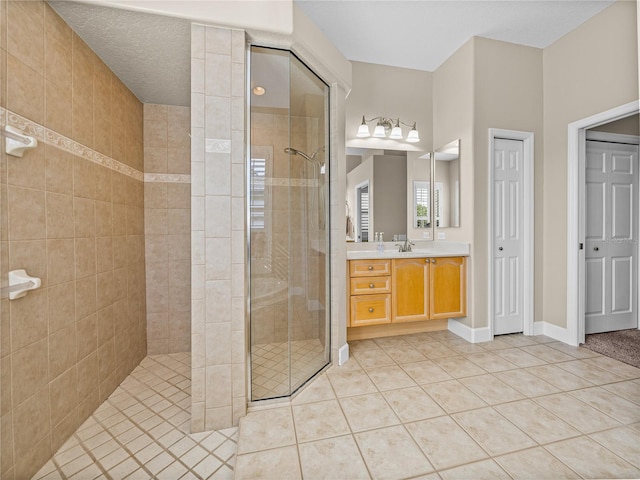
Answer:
[50,0,616,107]
[296,0,615,72]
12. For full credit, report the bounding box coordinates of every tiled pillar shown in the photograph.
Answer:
[190,24,246,432]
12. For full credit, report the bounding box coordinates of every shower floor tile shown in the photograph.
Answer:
[251,339,328,400]
[32,353,238,480]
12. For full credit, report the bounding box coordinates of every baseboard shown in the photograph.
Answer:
[542,322,575,346]
[533,322,544,336]
[338,342,349,366]
[448,319,492,343]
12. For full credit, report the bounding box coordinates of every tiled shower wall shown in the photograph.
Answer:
[190,24,247,432]
[250,111,326,347]
[143,103,191,354]
[0,2,147,479]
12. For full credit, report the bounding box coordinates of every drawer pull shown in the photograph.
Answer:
[368,307,374,313]
[368,265,373,270]
[431,259,436,263]
[369,283,375,288]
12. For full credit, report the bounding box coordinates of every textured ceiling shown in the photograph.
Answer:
[50,0,616,107]
[50,1,191,106]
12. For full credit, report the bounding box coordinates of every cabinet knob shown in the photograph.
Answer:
[367,265,373,270]
[369,283,375,288]
[431,259,436,263]
[368,307,374,313]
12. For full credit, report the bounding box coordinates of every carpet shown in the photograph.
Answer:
[583,329,640,369]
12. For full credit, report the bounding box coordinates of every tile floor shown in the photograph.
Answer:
[32,353,238,480]
[235,332,640,480]
[251,339,329,400]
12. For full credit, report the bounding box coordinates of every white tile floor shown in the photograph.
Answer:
[32,353,238,480]
[235,332,640,480]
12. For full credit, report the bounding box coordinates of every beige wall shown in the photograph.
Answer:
[346,61,433,152]
[472,37,544,329]
[432,39,475,327]
[143,104,191,354]
[0,2,146,478]
[591,113,639,135]
[542,0,638,327]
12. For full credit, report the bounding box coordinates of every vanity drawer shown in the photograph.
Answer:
[350,276,391,295]
[350,259,391,277]
[350,294,391,327]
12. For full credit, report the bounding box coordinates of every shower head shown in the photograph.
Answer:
[284,146,325,164]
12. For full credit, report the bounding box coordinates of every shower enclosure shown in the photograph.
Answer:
[248,47,330,401]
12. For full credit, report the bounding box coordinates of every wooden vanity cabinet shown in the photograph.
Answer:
[348,256,467,329]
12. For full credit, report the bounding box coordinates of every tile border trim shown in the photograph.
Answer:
[0,106,150,182]
[144,173,191,184]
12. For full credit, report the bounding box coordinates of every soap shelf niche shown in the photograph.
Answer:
[3,125,38,157]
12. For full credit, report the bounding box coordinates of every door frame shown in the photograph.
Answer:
[488,129,535,337]
[567,100,640,346]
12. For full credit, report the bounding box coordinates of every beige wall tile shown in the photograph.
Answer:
[93,59,112,157]
[7,1,44,75]
[144,183,167,209]
[43,3,69,45]
[11,338,48,408]
[7,144,45,190]
[47,238,75,286]
[167,183,190,209]
[95,201,113,237]
[49,366,78,427]
[75,274,96,320]
[73,156,95,199]
[0,413,14,476]
[46,192,74,238]
[48,323,77,381]
[45,79,72,138]
[94,165,112,203]
[8,185,46,240]
[167,148,191,174]
[45,145,74,195]
[6,54,44,123]
[50,408,78,456]
[76,351,98,400]
[9,239,47,288]
[74,237,96,279]
[205,27,231,55]
[96,305,114,345]
[10,289,48,350]
[12,389,51,477]
[95,236,113,273]
[44,30,71,88]
[71,33,94,148]
[48,282,75,333]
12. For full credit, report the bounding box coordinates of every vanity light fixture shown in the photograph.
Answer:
[356,116,420,143]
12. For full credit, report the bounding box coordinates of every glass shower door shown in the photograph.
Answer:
[249,47,330,401]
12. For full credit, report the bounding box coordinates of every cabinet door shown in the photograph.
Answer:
[430,257,466,319]
[392,258,429,323]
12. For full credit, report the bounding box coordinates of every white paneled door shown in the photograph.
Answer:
[585,139,639,334]
[493,138,524,335]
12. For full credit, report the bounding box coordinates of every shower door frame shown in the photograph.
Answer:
[246,45,332,403]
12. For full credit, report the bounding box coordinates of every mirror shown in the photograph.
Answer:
[434,139,460,228]
[345,140,460,243]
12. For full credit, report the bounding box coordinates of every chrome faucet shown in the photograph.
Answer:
[395,239,415,252]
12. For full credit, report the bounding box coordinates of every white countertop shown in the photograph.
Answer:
[346,241,470,260]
